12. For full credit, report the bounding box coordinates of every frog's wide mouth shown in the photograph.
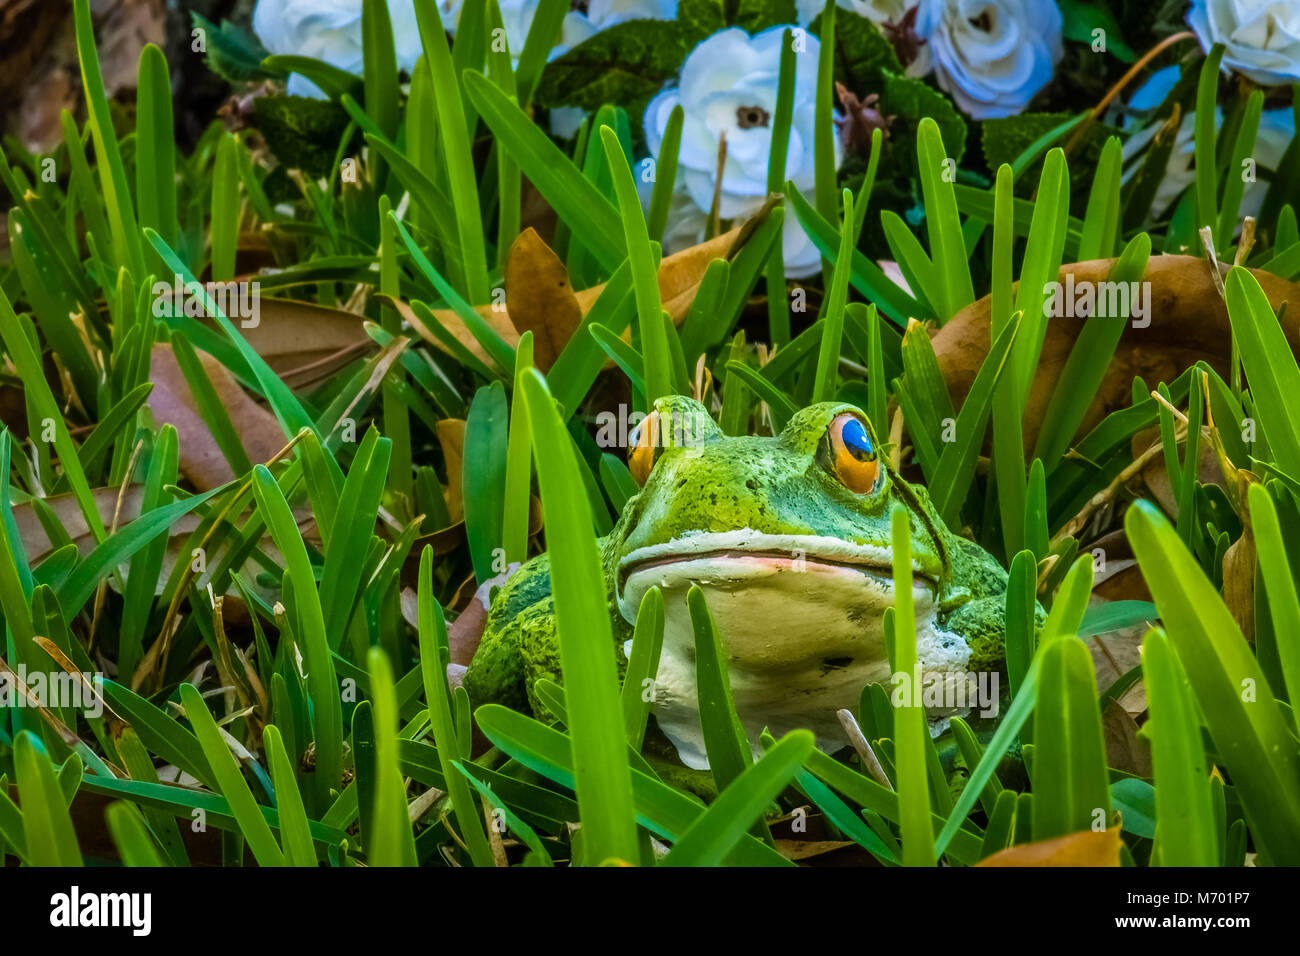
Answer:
[616,530,938,619]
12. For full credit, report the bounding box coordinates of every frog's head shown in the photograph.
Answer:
[609,397,951,656]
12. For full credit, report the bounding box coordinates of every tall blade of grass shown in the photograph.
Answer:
[453,761,553,865]
[891,506,935,866]
[812,189,854,403]
[464,382,509,583]
[1004,550,1037,698]
[989,163,1025,555]
[916,117,975,321]
[513,0,567,108]
[210,132,240,283]
[465,71,624,271]
[72,0,145,278]
[1142,627,1217,866]
[474,704,788,864]
[1225,266,1300,478]
[320,430,391,644]
[388,213,516,374]
[1249,483,1300,705]
[365,647,418,866]
[785,187,922,325]
[621,587,665,749]
[933,655,1040,858]
[251,465,342,811]
[1031,636,1110,840]
[501,332,534,565]
[1033,233,1152,469]
[146,230,326,459]
[106,802,167,866]
[1011,148,1069,407]
[416,546,496,866]
[662,730,814,867]
[601,126,671,403]
[1194,44,1226,245]
[413,2,489,304]
[13,731,81,866]
[1218,89,1265,249]
[179,683,285,866]
[520,369,639,863]
[1126,499,1300,864]
[763,30,796,343]
[929,310,1021,526]
[135,43,178,267]
[0,286,105,542]
[647,104,684,245]
[1076,137,1122,261]
[813,1,837,248]
[376,195,411,498]
[362,0,400,185]
[263,725,316,866]
[689,586,756,792]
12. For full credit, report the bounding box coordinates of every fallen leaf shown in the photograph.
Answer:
[399,225,750,368]
[1102,701,1152,776]
[932,255,1300,454]
[435,419,466,523]
[148,343,285,491]
[505,228,582,371]
[976,827,1123,866]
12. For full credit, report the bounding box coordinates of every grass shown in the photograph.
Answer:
[0,2,1298,869]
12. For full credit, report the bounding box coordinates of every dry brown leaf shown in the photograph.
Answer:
[1102,701,1152,776]
[147,343,285,491]
[406,226,748,368]
[435,419,466,523]
[505,228,582,371]
[976,827,1123,866]
[213,298,371,388]
[932,255,1300,453]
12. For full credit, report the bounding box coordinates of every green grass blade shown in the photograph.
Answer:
[520,370,639,864]
[662,731,814,867]
[1142,628,1218,866]
[263,725,316,866]
[1126,499,1300,864]
[179,683,285,866]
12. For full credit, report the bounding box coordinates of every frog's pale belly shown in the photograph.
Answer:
[618,531,973,770]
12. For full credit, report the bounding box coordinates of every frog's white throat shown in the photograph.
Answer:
[616,530,972,770]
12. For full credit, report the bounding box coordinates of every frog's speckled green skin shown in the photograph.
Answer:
[464,399,1016,726]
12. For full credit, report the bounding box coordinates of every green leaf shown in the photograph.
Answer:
[662,731,814,866]
[14,732,82,866]
[1126,499,1300,864]
[1142,628,1217,865]
[179,683,285,866]
[520,370,640,864]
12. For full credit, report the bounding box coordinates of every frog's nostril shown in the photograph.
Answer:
[745,478,759,491]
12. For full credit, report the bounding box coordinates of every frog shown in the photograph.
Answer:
[463,397,1014,770]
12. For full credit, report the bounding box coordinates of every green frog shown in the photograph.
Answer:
[463,397,1013,769]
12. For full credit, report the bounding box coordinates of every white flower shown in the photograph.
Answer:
[642,26,841,277]
[252,0,425,98]
[1121,66,1296,226]
[1187,0,1300,86]
[911,0,1062,119]
[794,0,909,27]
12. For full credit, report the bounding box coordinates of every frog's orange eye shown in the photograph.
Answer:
[629,411,661,486]
[826,413,881,495]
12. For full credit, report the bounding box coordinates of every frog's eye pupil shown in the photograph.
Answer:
[841,418,874,461]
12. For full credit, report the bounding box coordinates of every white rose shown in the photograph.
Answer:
[642,26,841,277]
[911,0,1062,119]
[1121,66,1296,227]
[252,0,425,98]
[794,0,909,28]
[1187,0,1300,86]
